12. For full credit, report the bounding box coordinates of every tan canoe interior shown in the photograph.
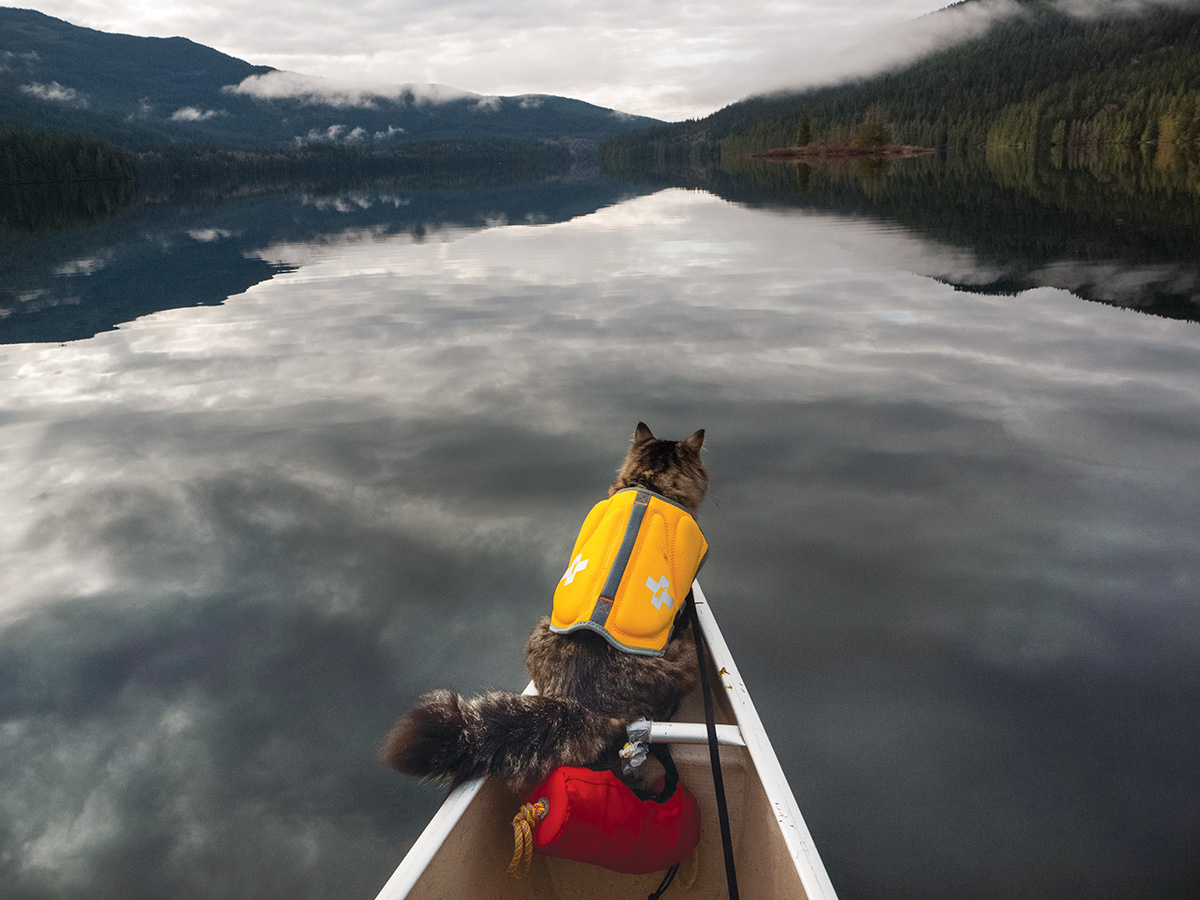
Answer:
[403,681,810,899]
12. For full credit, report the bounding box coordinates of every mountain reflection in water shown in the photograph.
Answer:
[0,176,654,344]
[635,150,1200,323]
[1,166,1198,900]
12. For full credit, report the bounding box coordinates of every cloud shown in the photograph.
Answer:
[170,106,223,121]
[761,0,1025,96]
[0,50,39,73]
[1052,0,1200,15]
[769,0,1200,98]
[223,70,478,107]
[299,124,412,144]
[187,229,234,242]
[299,124,368,143]
[19,81,86,105]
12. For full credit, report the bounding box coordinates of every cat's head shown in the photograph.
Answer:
[609,422,708,516]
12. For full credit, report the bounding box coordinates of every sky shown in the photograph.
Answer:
[18,0,1006,121]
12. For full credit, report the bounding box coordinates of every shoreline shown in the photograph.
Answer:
[752,144,936,160]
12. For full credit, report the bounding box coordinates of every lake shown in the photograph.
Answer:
[2,155,1199,900]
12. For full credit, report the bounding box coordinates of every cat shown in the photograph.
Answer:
[382,422,708,793]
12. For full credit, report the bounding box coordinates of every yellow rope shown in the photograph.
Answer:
[508,799,548,880]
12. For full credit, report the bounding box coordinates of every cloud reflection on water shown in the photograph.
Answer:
[1,188,1199,899]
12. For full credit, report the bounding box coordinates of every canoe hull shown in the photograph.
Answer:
[376,584,837,900]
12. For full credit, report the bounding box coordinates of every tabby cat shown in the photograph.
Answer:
[382,422,708,791]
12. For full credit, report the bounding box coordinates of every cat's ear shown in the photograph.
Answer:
[683,429,705,452]
[634,422,656,444]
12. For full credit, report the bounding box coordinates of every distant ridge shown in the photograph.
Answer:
[601,0,1200,164]
[0,8,660,149]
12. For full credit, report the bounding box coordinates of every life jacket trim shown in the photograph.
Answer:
[550,488,708,657]
[599,490,652,602]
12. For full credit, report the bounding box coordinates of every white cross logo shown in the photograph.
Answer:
[646,575,674,610]
[561,554,588,586]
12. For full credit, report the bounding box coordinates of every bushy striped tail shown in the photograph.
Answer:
[382,689,627,791]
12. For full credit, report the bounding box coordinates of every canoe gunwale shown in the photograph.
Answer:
[688,583,839,900]
[372,683,539,900]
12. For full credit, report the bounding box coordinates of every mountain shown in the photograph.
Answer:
[0,8,660,150]
[601,0,1200,164]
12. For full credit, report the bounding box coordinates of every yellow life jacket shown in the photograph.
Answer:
[550,488,708,657]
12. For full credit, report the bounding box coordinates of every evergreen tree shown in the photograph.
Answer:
[796,113,813,147]
[856,106,892,149]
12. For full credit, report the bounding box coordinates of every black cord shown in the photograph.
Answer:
[687,592,741,900]
[647,862,680,899]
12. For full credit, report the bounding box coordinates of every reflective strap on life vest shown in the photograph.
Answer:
[589,489,653,629]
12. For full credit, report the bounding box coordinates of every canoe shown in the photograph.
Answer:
[374,582,840,900]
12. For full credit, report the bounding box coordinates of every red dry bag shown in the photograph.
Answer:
[516,745,701,875]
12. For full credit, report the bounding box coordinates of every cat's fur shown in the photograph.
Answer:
[382,422,708,792]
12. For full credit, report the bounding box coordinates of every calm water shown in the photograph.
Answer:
[2,162,1199,900]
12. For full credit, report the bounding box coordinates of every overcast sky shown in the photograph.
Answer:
[24,0,999,121]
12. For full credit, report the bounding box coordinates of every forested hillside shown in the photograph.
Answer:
[601,0,1200,166]
[0,131,134,184]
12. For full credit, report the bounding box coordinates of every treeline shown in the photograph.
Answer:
[2,129,576,190]
[132,139,577,195]
[0,130,136,185]
[1,131,579,232]
[601,0,1200,165]
[0,131,137,231]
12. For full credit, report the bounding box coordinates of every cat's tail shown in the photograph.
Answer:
[381,689,626,792]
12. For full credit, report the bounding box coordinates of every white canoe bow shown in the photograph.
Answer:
[374,583,839,900]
